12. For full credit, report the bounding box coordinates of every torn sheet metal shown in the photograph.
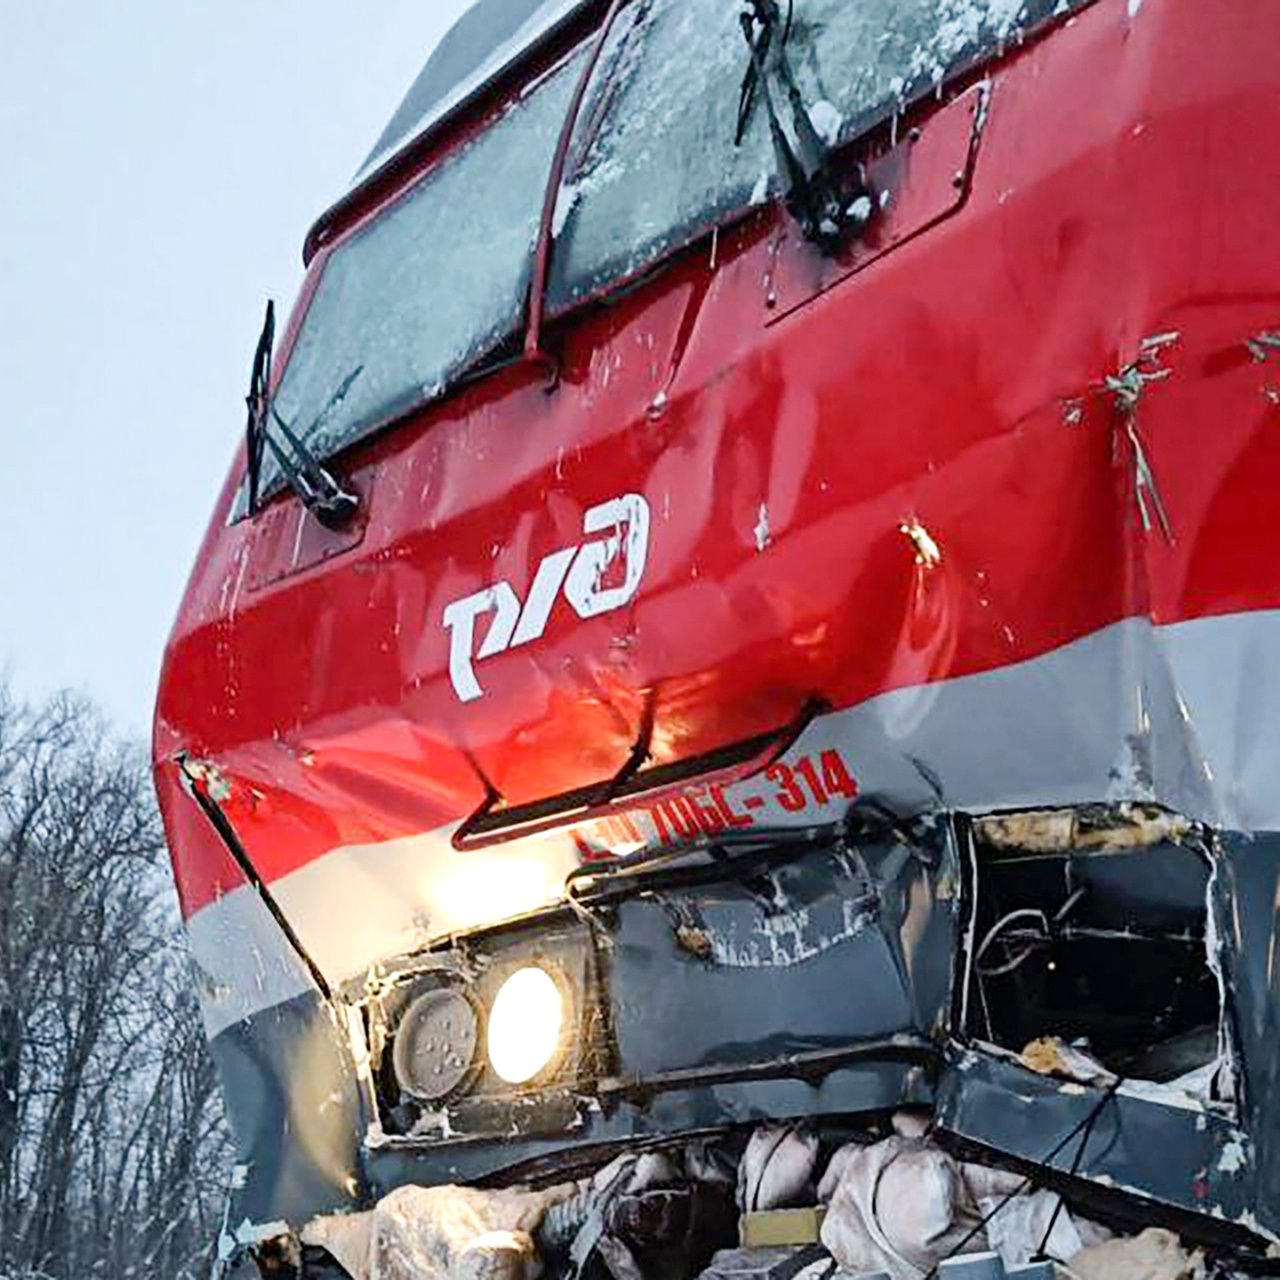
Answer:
[940,826,1280,1245]
[606,834,957,1079]
[356,832,953,1159]
[935,1046,1257,1243]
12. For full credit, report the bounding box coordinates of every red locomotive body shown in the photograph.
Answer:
[155,0,1280,1273]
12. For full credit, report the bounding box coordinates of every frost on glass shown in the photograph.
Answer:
[550,0,1084,309]
[261,50,583,490]
[546,0,776,310]
[784,0,1076,140]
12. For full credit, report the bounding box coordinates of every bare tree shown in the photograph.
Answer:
[0,682,229,1280]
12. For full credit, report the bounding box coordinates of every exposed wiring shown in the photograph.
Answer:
[975,886,1088,977]
[975,907,1050,977]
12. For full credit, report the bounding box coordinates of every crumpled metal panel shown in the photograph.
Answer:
[609,836,956,1076]
[935,829,1280,1244]
[935,1044,1258,1243]
[210,988,368,1237]
[211,833,951,1228]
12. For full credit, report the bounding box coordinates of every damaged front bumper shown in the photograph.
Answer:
[213,803,1280,1279]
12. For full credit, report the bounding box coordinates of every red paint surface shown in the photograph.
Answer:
[156,0,1280,920]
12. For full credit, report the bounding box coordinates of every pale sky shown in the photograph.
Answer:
[0,1,472,733]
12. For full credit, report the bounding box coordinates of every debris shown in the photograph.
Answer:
[1019,1037,1115,1085]
[1070,1228,1201,1280]
[302,1112,1200,1280]
[1124,416,1174,543]
[696,1247,820,1280]
[755,504,772,552]
[817,1132,1017,1280]
[1106,366,1156,415]
[676,922,715,959]
[740,1207,827,1248]
[1246,331,1280,363]
[739,1124,821,1213]
[302,1183,575,1280]
[1103,342,1177,544]
[980,1188,1111,1267]
[939,1252,1003,1280]
[1217,1134,1247,1174]
[1008,1264,1054,1280]
[182,756,233,803]
[900,521,942,568]
[218,1216,292,1262]
[539,1149,738,1280]
[975,804,1190,853]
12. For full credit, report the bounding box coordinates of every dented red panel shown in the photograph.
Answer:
[157,0,1280,987]
[767,82,986,321]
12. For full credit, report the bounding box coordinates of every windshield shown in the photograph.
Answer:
[257,48,583,499]
[256,0,1082,501]
[548,0,1079,307]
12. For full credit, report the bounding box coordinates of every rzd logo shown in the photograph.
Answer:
[443,494,651,703]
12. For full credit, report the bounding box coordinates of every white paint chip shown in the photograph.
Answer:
[754,504,772,552]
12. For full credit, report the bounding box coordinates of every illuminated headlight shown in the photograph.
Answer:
[486,965,566,1085]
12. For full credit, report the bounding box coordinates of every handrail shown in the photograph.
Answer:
[452,698,824,851]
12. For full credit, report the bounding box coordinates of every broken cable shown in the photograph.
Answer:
[922,1076,1124,1280]
[1030,1069,1124,1260]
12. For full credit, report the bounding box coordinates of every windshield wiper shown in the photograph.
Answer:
[736,0,875,253]
[244,300,362,530]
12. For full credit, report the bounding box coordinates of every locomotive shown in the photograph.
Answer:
[154,0,1280,1274]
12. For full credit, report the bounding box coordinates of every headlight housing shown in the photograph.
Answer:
[376,923,600,1142]
[392,987,479,1102]
[486,965,566,1084]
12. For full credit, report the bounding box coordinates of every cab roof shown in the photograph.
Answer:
[352,0,592,189]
